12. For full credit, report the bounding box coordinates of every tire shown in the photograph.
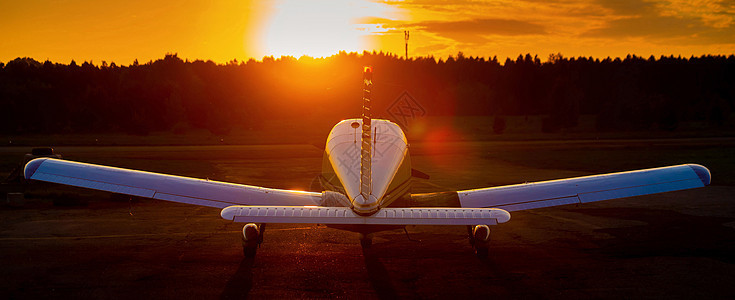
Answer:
[360,238,372,249]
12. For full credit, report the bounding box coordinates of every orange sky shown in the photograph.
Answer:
[1,0,733,65]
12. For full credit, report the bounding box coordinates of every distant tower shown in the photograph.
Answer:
[404,30,409,60]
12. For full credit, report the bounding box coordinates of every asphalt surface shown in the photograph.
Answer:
[1,140,734,299]
[1,186,734,299]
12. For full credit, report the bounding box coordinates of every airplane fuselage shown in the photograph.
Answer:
[320,119,413,215]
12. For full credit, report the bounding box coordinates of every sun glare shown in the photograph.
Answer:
[261,0,394,58]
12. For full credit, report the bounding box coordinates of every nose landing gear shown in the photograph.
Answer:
[359,233,373,249]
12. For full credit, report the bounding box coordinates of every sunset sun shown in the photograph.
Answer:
[261,0,394,58]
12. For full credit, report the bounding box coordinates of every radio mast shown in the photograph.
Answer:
[404,30,410,60]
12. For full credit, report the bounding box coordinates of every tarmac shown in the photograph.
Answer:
[1,141,734,299]
[1,186,733,299]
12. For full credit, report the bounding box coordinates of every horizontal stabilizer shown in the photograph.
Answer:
[221,206,510,225]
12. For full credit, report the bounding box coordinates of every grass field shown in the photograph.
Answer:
[4,115,734,147]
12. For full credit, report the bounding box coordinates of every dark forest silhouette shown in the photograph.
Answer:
[1,52,733,135]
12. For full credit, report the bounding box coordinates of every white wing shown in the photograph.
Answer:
[25,158,710,226]
[24,158,321,208]
[23,158,510,226]
[458,164,710,211]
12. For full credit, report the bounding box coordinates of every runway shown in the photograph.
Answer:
[1,187,733,299]
[1,140,733,299]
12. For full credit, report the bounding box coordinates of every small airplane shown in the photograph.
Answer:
[24,66,711,258]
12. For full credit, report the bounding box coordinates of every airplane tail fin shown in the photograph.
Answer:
[360,66,373,202]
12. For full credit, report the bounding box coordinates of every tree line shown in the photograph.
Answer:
[1,52,733,135]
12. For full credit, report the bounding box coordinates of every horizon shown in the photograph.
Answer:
[4,51,734,68]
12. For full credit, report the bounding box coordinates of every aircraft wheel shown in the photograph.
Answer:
[242,223,261,258]
[472,225,490,258]
[359,233,373,249]
[360,238,372,249]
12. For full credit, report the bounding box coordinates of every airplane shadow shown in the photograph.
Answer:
[362,247,399,300]
[220,256,255,300]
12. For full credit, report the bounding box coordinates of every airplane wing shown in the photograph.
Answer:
[454,164,711,212]
[24,158,510,225]
[24,158,711,224]
[24,158,321,208]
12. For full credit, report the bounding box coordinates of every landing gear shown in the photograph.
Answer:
[468,225,491,258]
[242,223,265,257]
[359,233,373,249]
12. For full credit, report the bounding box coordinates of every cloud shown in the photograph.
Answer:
[379,0,480,7]
[595,0,657,16]
[583,0,735,44]
[403,18,546,43]
[372,0,735,57]
[584,15,705,38]
[661,0,735,28]
[692,25,735,45]
[356,16,399,25]
[412,18,546,35]
[414,43,451,54]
